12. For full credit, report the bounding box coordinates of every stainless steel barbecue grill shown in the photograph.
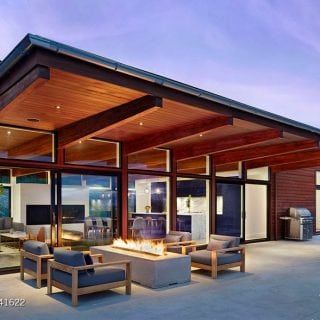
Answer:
[282,208,314,240]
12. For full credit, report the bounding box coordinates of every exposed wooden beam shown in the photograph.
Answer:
[175,129,282,161]
[214,140,319,165]
[58,95,162,148]
[0,65,50,110]
[272,159,320,172]
[246,149,320,169]
[125,116,233,154]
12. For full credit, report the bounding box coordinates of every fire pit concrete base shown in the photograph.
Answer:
[91,245,191,289]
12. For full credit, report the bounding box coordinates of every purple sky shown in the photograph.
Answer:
[1,0,319,128]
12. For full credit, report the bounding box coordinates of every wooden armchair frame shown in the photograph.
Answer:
[20,246,73,288]
[185,243,246,279]
[47,257,132,306]
[164,240,196,254]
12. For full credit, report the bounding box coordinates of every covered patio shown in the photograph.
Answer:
[1,237,320,319]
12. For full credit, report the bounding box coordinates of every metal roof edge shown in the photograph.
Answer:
[1,33,320,136]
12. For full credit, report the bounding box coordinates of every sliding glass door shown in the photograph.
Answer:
[216,183,243,238]
[245,184,268,241]
[216,182,268,241]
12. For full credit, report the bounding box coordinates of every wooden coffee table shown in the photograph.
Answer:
[0,232,28,250]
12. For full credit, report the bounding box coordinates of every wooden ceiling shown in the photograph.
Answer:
[0,64,319,172]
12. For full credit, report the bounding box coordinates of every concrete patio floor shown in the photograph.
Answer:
[1,238,320,320]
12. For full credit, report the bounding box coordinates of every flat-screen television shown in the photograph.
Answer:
[26,205,85,225]
[177,179,206,197]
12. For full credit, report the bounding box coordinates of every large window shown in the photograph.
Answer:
[128,148,170,172]
[176,177,209,242]
[0,126,53,162]
[247,167,269,181]
[128,174,169,239]
[61,173,118,248]
[0,168,52,271]
[65,139,119,168]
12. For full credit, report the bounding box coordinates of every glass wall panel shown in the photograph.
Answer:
[65,139,119,167]
[128,148,170,172]
[0,168,52,271]
[177,156,209,175]
[245,184,267,240]
[317,172,320,186]
[176,177,209,242]
[0,126,53,162]
[216,183,243,237]
[216,162,242,178]
[128,174,169,239]
[61,173,118,249]
[247,167,269,181]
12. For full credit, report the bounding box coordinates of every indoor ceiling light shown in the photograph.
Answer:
[7,131,11,135]
[55,105,61,110]
[139,122,144,126]
[79,140,82,144]
[199,133,203,137]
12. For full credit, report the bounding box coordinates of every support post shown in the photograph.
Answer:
[121,144,128,239]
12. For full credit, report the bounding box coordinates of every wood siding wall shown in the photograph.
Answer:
[271,168,319,240]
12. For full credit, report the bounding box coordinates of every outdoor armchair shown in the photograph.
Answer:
[47,250,131,306]
[163,231,196,254]
[185,234,245,279]
[20,240,71,288]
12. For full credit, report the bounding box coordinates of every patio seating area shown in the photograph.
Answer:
[1,238,320,319]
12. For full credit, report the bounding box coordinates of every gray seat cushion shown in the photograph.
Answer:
[23,240,50,255]
[189,250,241,266]
[23,258,47,274]
[13,222,25,232]
[52,267,125,288]
[210,234,240,248]
[207,239,229,251]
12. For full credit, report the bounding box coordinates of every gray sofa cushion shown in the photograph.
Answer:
[207,239,229,251]
[13,222,25,232]
[3,217,12,230]
[189,250,241,266]
[23,258,47,274]
[210,234,240,248]
[23,240,50,255]
[52,267,125,288]
[0,218,4,230]
[168,231,192,242]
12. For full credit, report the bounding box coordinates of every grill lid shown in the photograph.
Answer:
[289,207,312,219]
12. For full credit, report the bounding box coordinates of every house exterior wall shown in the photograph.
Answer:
[271,168,319,240]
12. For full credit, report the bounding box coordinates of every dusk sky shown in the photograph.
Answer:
[1,0,319,128]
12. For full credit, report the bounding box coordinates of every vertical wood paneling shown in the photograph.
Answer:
[271,167,319,239]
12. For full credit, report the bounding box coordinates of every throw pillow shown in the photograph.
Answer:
[165,235,182,243]
[207,239,229,251]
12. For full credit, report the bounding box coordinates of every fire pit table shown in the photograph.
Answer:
[90,245,191,289]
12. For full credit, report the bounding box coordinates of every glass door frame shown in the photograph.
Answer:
[215,176,271,243]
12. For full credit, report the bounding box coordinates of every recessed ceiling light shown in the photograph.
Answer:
[55,105,61,110]
[199,133,203,137]
[27,118,40,123]
[79,140,82,144]
[139,122,144,126]
[7,131,11,135]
